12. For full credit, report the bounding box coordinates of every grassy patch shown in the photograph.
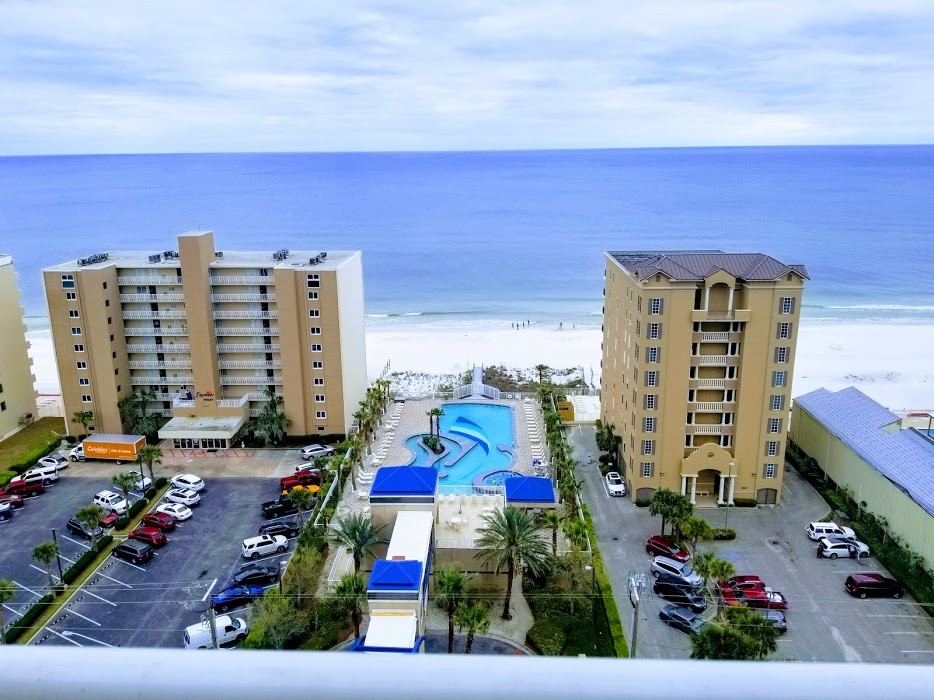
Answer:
[0,417,65,471]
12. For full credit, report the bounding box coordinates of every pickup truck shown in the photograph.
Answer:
[279,468,322,492]
[261,495,298,520]
[1,480,46,498]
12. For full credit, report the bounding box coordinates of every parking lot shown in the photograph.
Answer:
[569,425,934,663]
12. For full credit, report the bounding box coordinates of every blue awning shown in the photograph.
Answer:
[367,559,423,594]
[505,476,556,503]
[370,466,438,498]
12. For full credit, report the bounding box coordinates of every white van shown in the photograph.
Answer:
[16,464,60,486]
[806,521,856,541]
[183,615,249,649]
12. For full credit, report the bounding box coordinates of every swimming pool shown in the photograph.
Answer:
[406,402,515,487]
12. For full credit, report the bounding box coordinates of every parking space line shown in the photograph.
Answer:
[65,608,101,627]
[902,650,934,653]
[249,550,291,562]
[201,578,218,602]
[95,571,132,589]
[3,603,21,617]
[885,631,934,635]
[83,589,117,607]
[63,630,113,647]
[113,558,146,572]
[60,535,91,549]
[868,614,917,618]
[13,581,41,597]
[58,554,76,564]
[30,565,61,582]
[44,627,82,646]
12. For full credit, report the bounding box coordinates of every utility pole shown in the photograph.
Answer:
[208,604,219,649]
[628,572,646,659]
[50,528,65,583]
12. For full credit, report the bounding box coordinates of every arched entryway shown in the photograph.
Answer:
[694,469,719,508]
[680,445,737,508]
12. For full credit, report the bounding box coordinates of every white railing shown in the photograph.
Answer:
[119,293,184,302]
[246,392,282,400]
[157,409,174,417]
[129,361,193,369]
[210,276,270,285]
[132,376,193,385]
[217,343,280,353]
[699,332,729,341]
[217,395,250,408]
[117,276,183,285]
[218,360,281,369]
[123,327,188,336]
[689,424,734,434]
[692,378,737,388]
[213,310,278,319]
[221,376,283,385]
[211,293,277,302]
[126,344,191,353]
[694,355,728,365]
[689,402,732,412]
[121,310,187,319]
[453,383,501,400]
[435,535,482,549]
[214,327,279,336]
[173,397,195,408]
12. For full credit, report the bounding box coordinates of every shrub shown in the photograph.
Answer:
[144,486,157,500]
[526,619,566,656]
[64,435,78,445]
[711,528,737,541]
[733,498,757,508]
[634,497,650,507]
[114,515,131,530]
[62,534,113,584]
[154,477,169,489]
[4,593,55,643]
[128,499,148,518]
[0,470,15,487]
[297,529,328,554]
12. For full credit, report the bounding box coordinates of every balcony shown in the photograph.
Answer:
[246,392,283,401]
[126,344,191,353]
[217,395,250,409]
[691,309,751,323]
[131,376,194,386]
[123,327,188,336]
[691,378,738,389]
[221,376,283,385]
[117,276,183,286]
[688,402,734,412]
[213,310,278,320]
[210,276,272,285]
[218,360,282,369]
[686,424,735,435]
[216,343,280,353]
[129,361,193,370]
[122,310,187,320]
[214,327,279,336]
[173,397,195,408]
[212,293,277,302]
[696,331,729,342]
[120,294,184,303]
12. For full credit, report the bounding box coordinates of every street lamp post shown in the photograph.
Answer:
[724,461,735,530]
[585,564,597,652]
[50,528,65,583]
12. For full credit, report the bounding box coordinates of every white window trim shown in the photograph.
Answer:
[764,463,777,479]
[641,461,653,478]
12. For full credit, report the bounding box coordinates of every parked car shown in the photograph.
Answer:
[817,537,870,559]
[38,454,69,470]
[13,464,60,486]
[211,584,265,613]
[112,539,154,565]
[760,609,788,633]
[658,604,707,636]
[0,481,44,498]
[126,470,153,491]
[845,573,904,599]
[0,501,12,521]
[230,562,281,588]
[184,615,249,649]
[166,488,201,506]
[0,491,25,509]
[651,556,703,587]
[242,534,288,559]
[259,518,300,539]
[66,517,103,540]
[141,511,178,532]
[99,511,119,528]
[604,472,626,496]
[170,473,205,492]
[280,468,323,492]
[156,502,193,521]
[301,444,334,460]
[262,494,299,520]
[723,575,765,590]
[93,490,128,515]
[806,521,856,541]
[653,574,707,612]
[645,535,691,562]
[128,526,168,548]
[719,582,788,610]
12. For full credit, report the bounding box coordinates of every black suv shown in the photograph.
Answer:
[112,539,154,565]
[653,573,708,612]
[259,518,300,539]
[66,517,103,541]
[845,573,904,599]
[230,562,281,588]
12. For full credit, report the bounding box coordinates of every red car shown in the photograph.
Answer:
[140,511,177,532]
[99,511,119,528]
[0,492,25,509]
[719,581,788,610]
[128,526,168,548]
[0,481,45,498]
[280,468,322,492]
[645,535,691,562]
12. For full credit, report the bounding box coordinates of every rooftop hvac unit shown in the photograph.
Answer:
[148,254,162,264]
[215,251,224,258]
[319,252,327,260]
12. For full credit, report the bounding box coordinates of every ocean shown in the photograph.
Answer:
[3,146,934,329]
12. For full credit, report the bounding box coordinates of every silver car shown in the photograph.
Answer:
[651,556,703,588]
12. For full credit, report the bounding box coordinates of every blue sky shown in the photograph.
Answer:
[1,1,932,154]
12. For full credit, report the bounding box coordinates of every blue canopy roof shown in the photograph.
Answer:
[505,476,556,503]
[367,559,423,593]
[370,466,438,497]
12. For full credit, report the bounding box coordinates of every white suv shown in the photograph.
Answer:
[93,490,128,515]
[301,444,334,460]
[818,536,870,559]
[806,521,855,541]
[242,534,288,559]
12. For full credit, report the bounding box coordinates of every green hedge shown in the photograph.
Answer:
[4,593,56,644]
[8,438,62,472]
[526,619,565,655]
[733,498,758,508]
[114,515,130,530]
[0,470,15,487]
[62,534,113,584]
[711,528,737,541]
[144,486,157,500]
[154,477,169,489]
[128,498,148,518]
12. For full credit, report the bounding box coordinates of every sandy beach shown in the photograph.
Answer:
[27,320,934,413]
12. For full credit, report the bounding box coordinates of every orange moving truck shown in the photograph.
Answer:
[70,434,146,465]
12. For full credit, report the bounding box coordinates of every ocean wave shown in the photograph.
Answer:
[816,304,934,311]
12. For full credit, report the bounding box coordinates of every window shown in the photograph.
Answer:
[766,441,779,456]
[68,309,79,318]
[642,440,654,455]
[81,394,92,403]
[0,401,5,411]
[641,462,654,478]
[313,377,324,386]
[307,291,319,300]
[306,274,320,288]
[114,368,119,376]
[316,410,326,419]
[648,322,660,339]
[107,316,112,325]
[643,417,655,433]
[308,309,320,317]
[778,322,791,339]
[79,378,90,386]
[74,344,84,352]
[771,394,784,411]
[768,418,781,433]
[775,347,788,363]
[650,298,662,315]
[636,320,641,335]
[312,361,323,369]
[645,371,658,387]
[310,327,321,335]
[314,394,325,402]
[644,394,657,410]
[61,274,75,289]
[75,361,87,369]
[71,327,82,335]
[105,299,110,307]
[65,291,76,300]
[764,463,777,479]
[647,347,659,363]
[772,371,786,387]
[311,344,322,352]
[102,282,107,290]
[780,297,794,314]
[637,296,642,311]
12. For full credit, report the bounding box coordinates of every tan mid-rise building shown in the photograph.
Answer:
[0,255,38,440]
[43,232,366,446]
[600,250,808,506]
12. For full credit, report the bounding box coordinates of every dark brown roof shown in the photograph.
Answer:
[607,250,809,282]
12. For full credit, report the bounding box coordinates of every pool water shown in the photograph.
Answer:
[406,402,515,486]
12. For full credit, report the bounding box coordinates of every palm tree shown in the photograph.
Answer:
[541,510,564,557]
[534,364,551,386]
[435,567,470,653]
[288,487,317,531]
[112,471,139,512]
[680,516,714,557]
[253,386,291,445]
[722,606,780,659]
[75,504,106,551]
[648,488,693,537]
[691,552,736,606]
[0,578,15,645]
[430,407,444,439]
[558,471,583,512]
[352,409,367,441]
[334,572,367,639]
[329,513,386,575]
[137,444,163,482]
[32,541,59,588]
[71,410,94,436]
[454,601,490,654]
[562,518,589,552]
[475,507,550,620]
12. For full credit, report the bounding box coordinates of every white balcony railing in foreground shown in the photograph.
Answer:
[1,648,933,700]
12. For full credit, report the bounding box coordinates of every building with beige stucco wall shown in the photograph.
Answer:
[42,232,366,446]
[600,251,808,506]
[0,255,37,440]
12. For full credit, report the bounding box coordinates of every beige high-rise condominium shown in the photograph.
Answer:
[43,232,366,446]
[601,251,807,506]
[0,255,37,440]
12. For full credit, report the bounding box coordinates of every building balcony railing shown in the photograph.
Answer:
[216,343,280,353]
[123,327,188,336]
[691,378,738,389]
[696,331,729,341]
[213,310,278,320]
[173,397,195,408]
[211,293,277,302]
[119,294,185,303]
[688,401,734,412]
[122,310,188,320]
[210,276,272,285]
[692,355,729,366]
[117,276,183,286]
[129,361,193,370]
[214,327,279,336]
[221,376,283,385]
[686,424,736,435]
[246,392,283,401]
[217,395,250,408]
[131,376,194,386]
[126,344,191,353]
[691,309,751,323]
[218,360,282,369]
